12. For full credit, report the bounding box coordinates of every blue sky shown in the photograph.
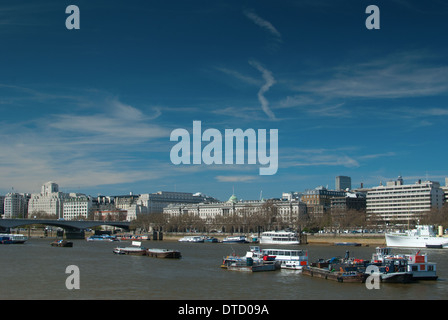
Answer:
[1,0,447,201]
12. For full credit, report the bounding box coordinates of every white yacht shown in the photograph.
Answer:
[178,236,204,243]
[259,230,300,245]
[385,225,448,249]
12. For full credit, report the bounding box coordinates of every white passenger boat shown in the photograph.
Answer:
[0,234,28,244]
[222,235,248,243]
[385,225,448,249]
[178,236,204,243]
[249,246,308,270]
[259,230,300,245]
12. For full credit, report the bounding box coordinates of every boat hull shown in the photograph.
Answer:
[227,262,280,272]
[51,241,73,247]
[146,249,181,259]
[113,248,147,255]
[302,266,365,283]
[259,239,300,245]
[385,234,448,248]
[380,272,414,283]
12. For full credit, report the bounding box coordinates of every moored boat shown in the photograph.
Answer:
[385,225,448,249]
[221,247,281,272]
[226,259,280,272]
[259,230,300,245]
[371,247,437,280]
[366,257,414,283]
[302,265,366,283]
[250,246,308,270]
[222,235,248,243]
[178,236,204,243]
[334,242,361,246]
[0,234,28,244]
[117,234,150,241]
[51,239,73,247]
[146,248,181,259]
[87,234,119,242]
[113,241,147,255]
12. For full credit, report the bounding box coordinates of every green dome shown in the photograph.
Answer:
[227,194,238,203]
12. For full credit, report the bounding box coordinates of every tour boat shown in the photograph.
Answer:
[146,248,182,259]
[256,247,308,270]
[385,225,448,249]
[222,235,248,243]
[0,234,28,244]
[178,236,204,243]
[113,241,147,255]
[259,230,300,245]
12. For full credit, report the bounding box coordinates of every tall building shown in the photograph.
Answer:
[301,186,346,218]
[0,195,4,217]
[28,181,66,218]
[366,177,444,222]
[335,176,351,191]
[63,193,92,220]
[3,193,29,219]
[442,177,448,204]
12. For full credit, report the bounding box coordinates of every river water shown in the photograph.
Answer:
[1,238,447,300]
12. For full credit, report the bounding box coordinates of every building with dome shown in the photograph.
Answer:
[163,193,307,230]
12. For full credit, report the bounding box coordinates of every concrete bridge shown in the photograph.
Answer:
[0,219,131,239]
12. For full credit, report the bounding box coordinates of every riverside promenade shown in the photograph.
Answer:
[161,232,387,246]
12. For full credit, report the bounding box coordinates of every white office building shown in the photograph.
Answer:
[3,193,29,219]
[28,181,66,218]
[164,194,307,227]
[63,194,92,220]
[366,177,444,222]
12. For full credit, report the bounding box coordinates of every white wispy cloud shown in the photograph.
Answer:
[280,148,397,169]
[0,94,171,193]
[249,60,277,120]
[214,67,261,86]
[215,175,257,183]
[297,51,448,99]
[244,9,282,42]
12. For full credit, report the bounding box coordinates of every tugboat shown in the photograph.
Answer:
[371,247,437,280]
[221,247,281,272]
[51,239,73,247]
[367,256,414,283]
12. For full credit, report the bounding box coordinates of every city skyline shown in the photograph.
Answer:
[1,1,447,202]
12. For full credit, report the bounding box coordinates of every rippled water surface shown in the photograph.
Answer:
[1,238,447,300]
